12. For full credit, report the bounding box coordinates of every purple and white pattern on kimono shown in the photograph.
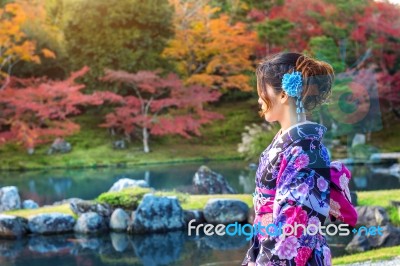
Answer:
[242,121,332,266]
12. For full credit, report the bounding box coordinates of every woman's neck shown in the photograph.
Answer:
[278,111,307,135]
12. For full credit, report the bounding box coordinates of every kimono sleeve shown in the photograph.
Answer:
[254,143,331,264]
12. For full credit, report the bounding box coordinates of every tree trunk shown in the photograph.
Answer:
[142,127,150,153]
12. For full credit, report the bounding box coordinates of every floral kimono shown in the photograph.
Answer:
[242,121,332,266]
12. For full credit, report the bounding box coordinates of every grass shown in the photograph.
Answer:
[5,204,75,219]
[333,245,400,265]
[357,189,400,226]
[180,194,253,210]
[0,99,260,170]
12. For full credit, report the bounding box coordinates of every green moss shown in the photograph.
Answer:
[333,245,400,265]
[96,186,253,211]
[96,187,152,209]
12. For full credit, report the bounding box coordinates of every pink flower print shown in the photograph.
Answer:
[294,154,310,170]
[297,183,309,195]
[317,177,328,192]
[339,173,351,201]
[273,235,300,260]
[284,206,308,237]
[291,146,303,156]
[307,216,320,234]
[294,247,312,266]
[323,246,332,266]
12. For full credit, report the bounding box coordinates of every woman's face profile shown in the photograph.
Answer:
[258,83,284,123]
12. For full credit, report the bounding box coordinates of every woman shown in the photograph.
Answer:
[242,52,335,266]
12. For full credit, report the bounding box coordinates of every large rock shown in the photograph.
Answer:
[47,138,72,154]
[346,224,400,253]
[28,213,75,234]
[70,200,112,217]
[192,166,236,194]
[0,214,28,239]
[110,208,130,232]
[203,199,249,224]
[0,186,21,211]
[22,199,39,209]
[356,206,389,227]
[128,194,185,234]
[74,212,108,234]
[108,178,149,192]
[112,140,126,150]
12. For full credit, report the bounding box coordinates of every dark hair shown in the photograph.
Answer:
[256,52,334,118]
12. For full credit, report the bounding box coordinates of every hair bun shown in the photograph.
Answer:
[295,55,335,111]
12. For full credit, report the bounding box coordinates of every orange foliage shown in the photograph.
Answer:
[163,0,257,92]
[0,1,56,87]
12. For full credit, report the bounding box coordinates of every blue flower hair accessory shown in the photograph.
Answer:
[282,71,305,121]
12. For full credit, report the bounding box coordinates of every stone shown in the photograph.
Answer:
[183,210,205,226]
[28,213,75,234]
[192,165,236,194]
[74,212,108,234]
[356,206,390,227]
[128,194,185,234]
[352,133,366,147]
[51,198,83,206]
[346,224,400,253]
[70,200,112,217]
[22,199,39,209]
[203,199,249,224]
[110,208,130,232]
[108,178,149,192]
[0,186,21,211]
[47,137,72,154]
[112,140,126,150]
[0,214,28,239]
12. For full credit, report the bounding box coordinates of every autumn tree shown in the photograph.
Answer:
[0,67,122,152]
[9,0,66,79]
[0,2,53,89]
[350,1,400,119]
[163,0,257,93]
[100,69,224,153]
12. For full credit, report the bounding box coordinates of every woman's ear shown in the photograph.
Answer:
[280,91,289,104]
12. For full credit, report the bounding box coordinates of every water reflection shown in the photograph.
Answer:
[0,161,399,205]
[0,228,352,266]
[0,231,247,266]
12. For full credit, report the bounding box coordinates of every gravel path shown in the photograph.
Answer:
[339,256,400,266]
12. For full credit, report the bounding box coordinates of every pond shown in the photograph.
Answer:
[0,230,353,266]
[0,160,398,265]
[0,160,399,206]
